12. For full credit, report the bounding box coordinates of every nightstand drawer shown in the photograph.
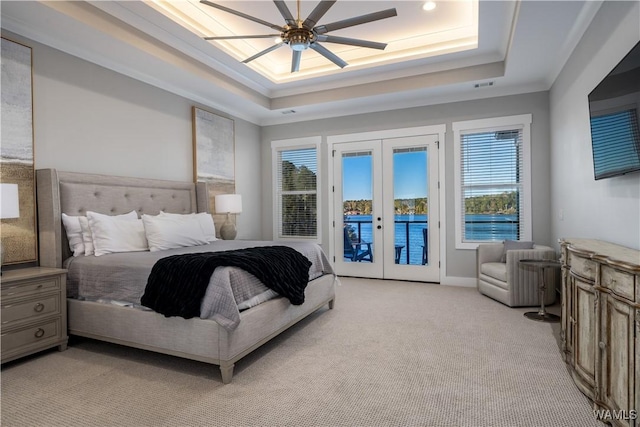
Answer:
[1,319,61,356]
[1,294,60,325]
[0,268,67,363]
[1,277,60,298]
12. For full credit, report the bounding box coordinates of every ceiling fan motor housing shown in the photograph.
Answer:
[285,28,316,51]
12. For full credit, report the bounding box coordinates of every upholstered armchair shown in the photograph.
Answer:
[476,242,558,307]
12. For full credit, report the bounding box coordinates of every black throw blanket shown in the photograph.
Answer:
[141,246,312,319]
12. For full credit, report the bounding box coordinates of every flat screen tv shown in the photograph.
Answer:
[588,41,640,180]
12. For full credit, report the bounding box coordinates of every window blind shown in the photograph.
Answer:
[459,127,524,242]
[276,148,317,238]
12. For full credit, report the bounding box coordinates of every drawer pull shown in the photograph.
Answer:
[34,328,45,338]
[599,341,606,350]
[33,303,45,313]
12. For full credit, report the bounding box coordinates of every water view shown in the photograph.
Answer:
[345,213,518,265]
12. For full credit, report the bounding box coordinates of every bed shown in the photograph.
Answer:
[35,169,336,383]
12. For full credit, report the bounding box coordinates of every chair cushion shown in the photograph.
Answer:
[481,262,507,282]
[501,240,534,262]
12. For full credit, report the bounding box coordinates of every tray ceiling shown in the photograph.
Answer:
[1,1,602,125]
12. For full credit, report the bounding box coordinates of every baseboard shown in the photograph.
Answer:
[440,276,477,288]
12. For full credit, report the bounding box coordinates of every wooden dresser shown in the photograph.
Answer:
[560,238,640,426]
[1,267,68,363]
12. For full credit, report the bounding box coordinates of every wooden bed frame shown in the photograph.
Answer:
[36,169,336,383]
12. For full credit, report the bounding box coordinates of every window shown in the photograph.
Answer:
[453,114,532,249]
[272,137,321,240]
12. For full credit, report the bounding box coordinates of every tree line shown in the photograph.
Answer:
[280,161,317,237]
[463,191,518,214]
[344,198,429,215]
[343,191,519,215]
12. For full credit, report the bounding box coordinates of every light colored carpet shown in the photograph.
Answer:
[1,277,602,427]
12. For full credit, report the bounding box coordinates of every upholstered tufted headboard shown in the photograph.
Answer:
[36,169,209,268]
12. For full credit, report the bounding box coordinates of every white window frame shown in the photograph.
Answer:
[452,114,532,250]
[271,136,322,243]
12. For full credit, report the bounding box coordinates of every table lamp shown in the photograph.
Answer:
[214,194,242,240]
[1,183,20,270]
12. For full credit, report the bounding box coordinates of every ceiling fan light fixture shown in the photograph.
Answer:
[290,40,310,51]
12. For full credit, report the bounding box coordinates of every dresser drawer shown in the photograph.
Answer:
[601,265,636,301]
[568,252,597,281]
[1,319,61,356]
[1,294,60,325]
[1,277,60,298]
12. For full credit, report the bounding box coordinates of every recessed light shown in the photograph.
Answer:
[423,1,436,12]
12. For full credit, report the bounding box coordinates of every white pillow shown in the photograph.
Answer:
[158,211,194,218]
[142,213,209,252]
[79,211,138,256]
[78,216,94,256]
[196,213,217,242]
[61,214,85,256]
[159,211,217,242]
[86,211,146,256]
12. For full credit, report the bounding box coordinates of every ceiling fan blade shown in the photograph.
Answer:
[302,0,337,29]
[291,50,302,73]
[316,35,387,50]
[242,42,285,63]
[314,8,397,35]
[310,43,347,68]
[273,1,296,27]
[200,0,285,32]
[205,34,281,40]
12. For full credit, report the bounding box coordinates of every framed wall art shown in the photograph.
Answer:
[192,106,235,235]
[1,37,37,265]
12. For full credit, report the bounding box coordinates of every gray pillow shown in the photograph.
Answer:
[501,240,534,262]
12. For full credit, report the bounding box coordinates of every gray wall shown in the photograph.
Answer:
[2,31,262,240]
[262,91,552,280]
[550,1,640,250]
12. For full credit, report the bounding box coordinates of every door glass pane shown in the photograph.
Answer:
[393,147,428,265]
[342,151,374,263]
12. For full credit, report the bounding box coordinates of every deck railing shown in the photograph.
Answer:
[345,217,520,265]
[345,219,428,265]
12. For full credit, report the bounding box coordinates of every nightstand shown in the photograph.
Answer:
[1,267,68,363]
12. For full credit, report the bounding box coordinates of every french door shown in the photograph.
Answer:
[333,134,440,282]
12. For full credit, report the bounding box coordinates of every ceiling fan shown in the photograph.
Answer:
[200,0,398,73]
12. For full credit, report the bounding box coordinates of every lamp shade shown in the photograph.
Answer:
[214,194,242,214]
[0,184,20,219]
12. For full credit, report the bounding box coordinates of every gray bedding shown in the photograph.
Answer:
[64,240,334,331]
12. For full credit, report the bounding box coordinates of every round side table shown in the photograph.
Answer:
[519,259,561,322]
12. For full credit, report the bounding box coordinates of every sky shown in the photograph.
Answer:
[342,151,428,201]
[281,147,430,201]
